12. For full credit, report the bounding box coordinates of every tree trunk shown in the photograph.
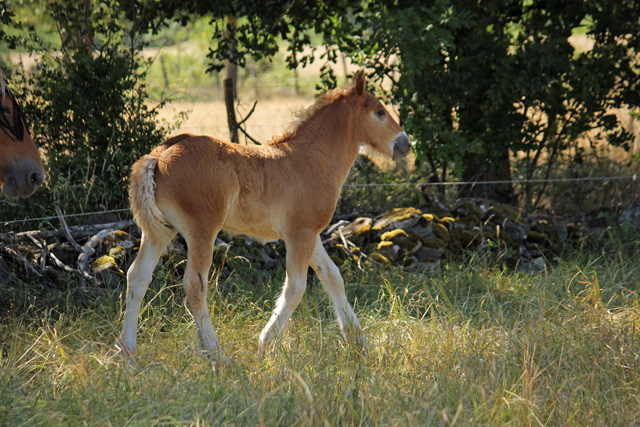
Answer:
[459,148,516,205]
[224,78,238,143]
[225,16,238,142]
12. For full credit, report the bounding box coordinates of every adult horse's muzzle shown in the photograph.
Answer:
[392,132,413,161]
[3,159,45,197]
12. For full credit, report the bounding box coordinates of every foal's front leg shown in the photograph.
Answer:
[309,236,367,351]
[259,233,315,355]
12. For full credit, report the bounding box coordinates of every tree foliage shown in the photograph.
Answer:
[329,0,640,205]
[132,0,351,71]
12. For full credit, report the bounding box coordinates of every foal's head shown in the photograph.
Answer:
[0,80,44,198]
[351,70,412,160]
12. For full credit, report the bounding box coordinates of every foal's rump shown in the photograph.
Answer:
[130,134,240,244]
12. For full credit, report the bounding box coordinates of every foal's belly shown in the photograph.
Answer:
[222,221,281,242]
[222,206,283,242]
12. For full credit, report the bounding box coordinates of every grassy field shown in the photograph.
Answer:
[1,227,639,426]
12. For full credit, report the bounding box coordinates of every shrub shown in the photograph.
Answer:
[7,0,174,224]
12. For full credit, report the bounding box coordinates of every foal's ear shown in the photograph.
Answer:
[353,70,366,96]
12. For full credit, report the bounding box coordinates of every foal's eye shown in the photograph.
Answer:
[375,109,385,118]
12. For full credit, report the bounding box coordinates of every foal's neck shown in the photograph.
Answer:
[294,96,362,180]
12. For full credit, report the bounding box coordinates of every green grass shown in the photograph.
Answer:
[1,229,639,426]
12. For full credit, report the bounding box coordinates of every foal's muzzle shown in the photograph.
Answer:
[392,132,413,161]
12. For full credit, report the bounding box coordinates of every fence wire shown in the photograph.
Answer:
[1,174,636,227]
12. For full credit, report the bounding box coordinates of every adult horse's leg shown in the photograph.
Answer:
[182,231,227,364]
[117,232,174,362]
[310,236,367,351]
[259,231,316,355]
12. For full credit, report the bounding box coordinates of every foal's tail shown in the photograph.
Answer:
[129,155,174,245]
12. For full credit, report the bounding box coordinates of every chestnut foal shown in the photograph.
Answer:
[117,71,412,364]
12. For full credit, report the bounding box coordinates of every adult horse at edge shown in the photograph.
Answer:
[0,74,45,198]
[117,70,413,364]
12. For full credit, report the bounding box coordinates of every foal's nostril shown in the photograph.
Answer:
[29,171,44,189]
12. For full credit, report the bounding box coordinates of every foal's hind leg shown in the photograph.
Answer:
[259,232,316,355]
[182,232,227,364]
[117,232,173,362]
[310,236,367,351]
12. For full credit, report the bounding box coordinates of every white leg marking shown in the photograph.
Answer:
[310,236,367,350]
[259,234,315,356]
[117,234,166,361]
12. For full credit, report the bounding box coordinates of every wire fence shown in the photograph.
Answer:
[1,174,637,227]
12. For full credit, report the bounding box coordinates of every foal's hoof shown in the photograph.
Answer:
[257,337,280,361]
[344,328,368,355]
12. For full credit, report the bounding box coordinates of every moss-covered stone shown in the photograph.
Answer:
[432,223,450,242]
[421,213,439,223]
[92,255,125,286]
[423,238,446,249]
[373,207,423,231]
[403,256,420,270]
[377,240,402,261]
[415,246,445,261]
[485,203,522,223]
[497,229,513,246]
[438,216,456,224]
[379,228,415,250]
[101,230,135,254]
[460,214,481,227]
[368,252,390,264]
[92,255,119,273]
[405,223,435,241]
[380,228,409,241]
[422,202,452,219]
[452,199,485,218]
[108,245,127,264]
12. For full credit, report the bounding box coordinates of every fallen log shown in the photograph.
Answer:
[0,220,136,243]
[0,243,43,278]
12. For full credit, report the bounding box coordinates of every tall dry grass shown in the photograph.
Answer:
[1,229,639,425]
